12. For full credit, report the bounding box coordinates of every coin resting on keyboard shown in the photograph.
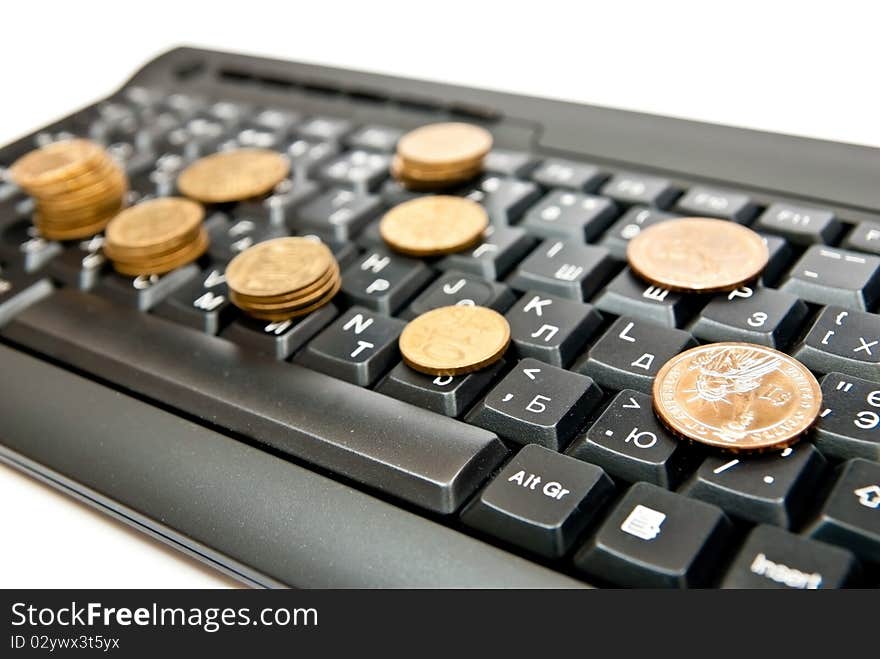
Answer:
[103,197,208,276]
[653,342,823,453]
[399,305,510,375]
[225,236,340,321]
[627,217,769,292]
[9,138,128,241]
[177,148,290,203]
[393,122,492,189]
[379,195,489,256]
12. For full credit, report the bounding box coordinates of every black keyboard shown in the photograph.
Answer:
[1,47,878,588]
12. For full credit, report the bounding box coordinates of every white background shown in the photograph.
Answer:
[1,0,878,588]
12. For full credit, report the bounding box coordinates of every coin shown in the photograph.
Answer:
[9,139,105,190]
[105,197,204,253]
[390,156,483,190]
[110,228,210,276]
[380,196,489,256]
[399,305,510,376]
[397,123,493,170]
[177,148,290,203]
[653,342,822,453]
[627,217,769,292]
[225,237,334,298]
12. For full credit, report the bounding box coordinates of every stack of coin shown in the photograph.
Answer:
[626,217,769,292]
[392,122,493,190]
[9,138,128,240]
[103,197,208,276]
[225,237,340,321]
[380,195,489,256]
[177,148,290,203]
[400,305,510,376]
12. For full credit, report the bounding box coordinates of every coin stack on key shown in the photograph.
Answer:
[399,305,511,376]
[392,122,493,190]
[225,237,340,321]
[103,197,208,276]
[9,138,128,240]
[177,148,291,203]
[380,195,489,256]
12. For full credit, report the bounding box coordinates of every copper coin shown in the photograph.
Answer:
[627,217,769,292]
[29,156,121,198]
[399,305,510,376]
[231,277,341,321]
[653,342,822,453]
[396,123,492,170]
[104,197,204,254]
[34,212,117,241]
[225,236,334,298]
[231,262,338,308]
[380,196,488,256]
[110,228,209,276]
[390,156,482,190]
[9,139,105,190]
[177,148,290,203]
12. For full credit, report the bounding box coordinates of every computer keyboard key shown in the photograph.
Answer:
[842,221,880,256]
[284,138,340,177]
[813,373,880,461]
[316,150,391,192]
[462,445,614,558]
[483,149,538,178]
[567,390,695,488]
[793,306,880,381]
[780,245,880,310]
[573,482,732,588]
[593,270,702,329]
[378,177,424,208]
[0,266,52,327]
[344,125,404,153]
[680,444,826,528]
[153,267,236,335]
[689,285,809,348]
[294,306,405,386]
[402,271,514,320]
[599,172,679,208]
[463,176,542,224]
[530,158,603,192]
[1,220,62,273]
[806,459,880,563]
[506,239,616,300]
[598,206,677,259]
[376,359,505,417]
[293,188,382,242]
[674,186,757,223]
[505,291,603,367]
[755,203,843,245]
[340,248,434,315]
[297,116,353,143]
[207,216,288,263]
[759,233,796,286]
[468,358,603,450]
[95,266,199,312]
[437,225,535,281]
[1,290,507,514]
[575,317,696,394]
[221,304,338,361]
[520,190,618,242]
[46,235,108,291]
[721,524,857,589]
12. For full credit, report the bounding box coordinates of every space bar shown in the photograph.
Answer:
[1,289,508,514]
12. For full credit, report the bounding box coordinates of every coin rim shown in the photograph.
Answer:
[177,148,291,203]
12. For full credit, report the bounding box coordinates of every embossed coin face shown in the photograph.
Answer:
[396,122,493,170]
[380,196,489,256]
[653,342,822,453]
[105,197,205,251]
[177,148,290,203]
[225,237,333,298]
[399,305,510,376]
[627,217,769,292]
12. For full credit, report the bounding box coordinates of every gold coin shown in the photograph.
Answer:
[110,228,210,276]
[225,237,334,298]
[399,305,510,376]
[230,276,341,321]
[35,168,127,211]
[34,211,116,241]
[390,156,482,190]
[231,262,338,308]
[177,148,290,203]
[380,196,488,256]
[397,123,492,170]
[653,342,822,453]
[627,217,769,292]
[29,156,120,198]
[9,139,105,190]
[104,197,205,254]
